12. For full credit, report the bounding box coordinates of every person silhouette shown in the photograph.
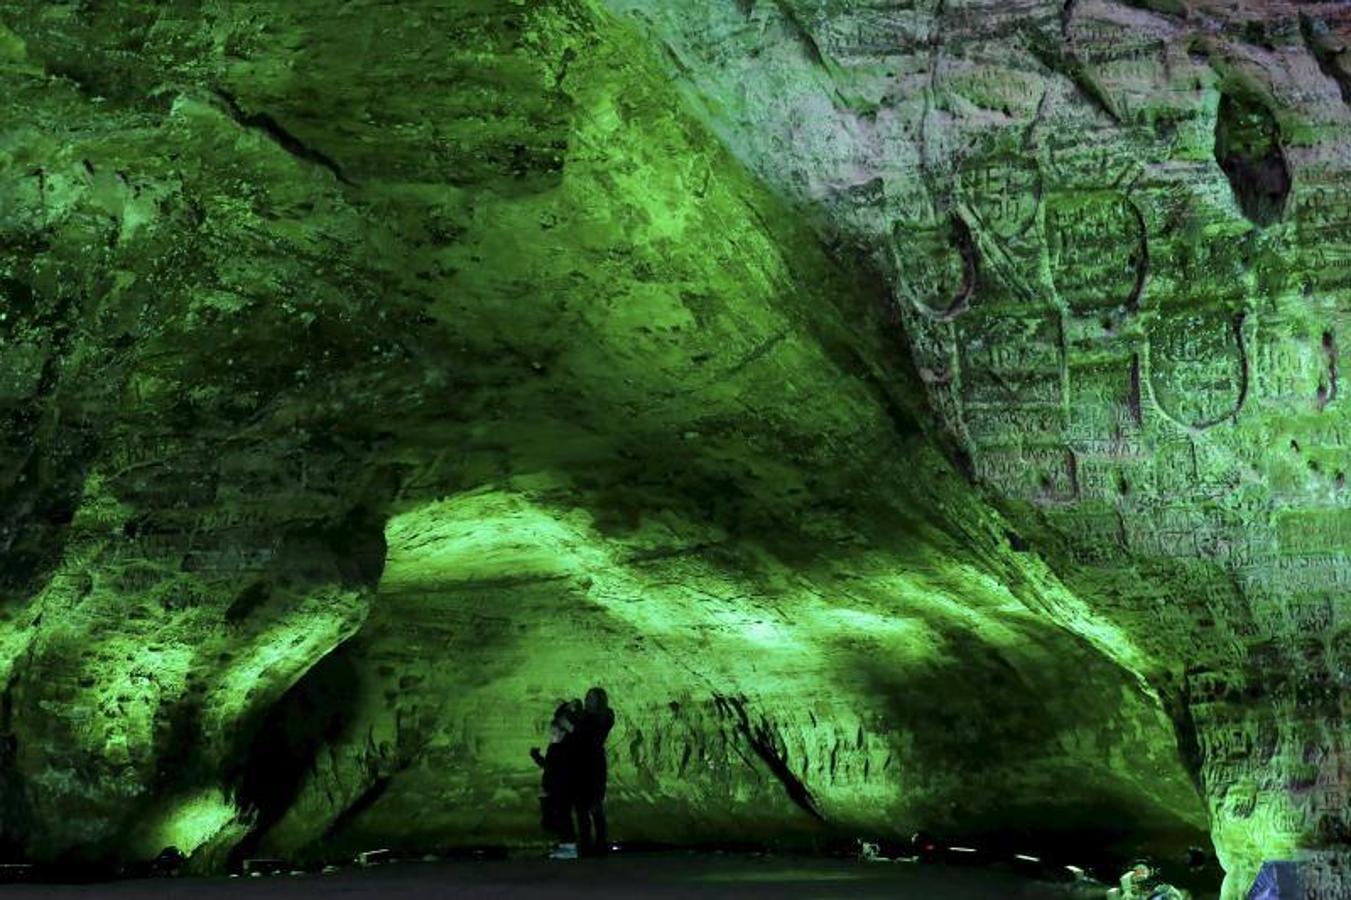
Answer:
[573,686,615,856]
[530,700,582,859]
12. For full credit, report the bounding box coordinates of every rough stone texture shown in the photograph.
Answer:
[597,0,1351,895]
[0,0,1339,896]
[0,2,1206,873]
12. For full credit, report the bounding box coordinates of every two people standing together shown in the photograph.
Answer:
[531,687,614,860]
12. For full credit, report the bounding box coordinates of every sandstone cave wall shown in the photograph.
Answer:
[0,0,1217,883]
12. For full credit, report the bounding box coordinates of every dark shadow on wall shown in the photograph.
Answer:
[849,634,1209,863]
[0,263,101,611]
[0,683,33,863]
[0,263,105,864]
[225,643,363,870]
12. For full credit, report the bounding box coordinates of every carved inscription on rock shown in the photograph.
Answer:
[959,152,1041,241]
[1149,311,1247,428]
[1047,192,1147,314]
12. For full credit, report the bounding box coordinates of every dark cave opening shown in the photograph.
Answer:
[1214,91,1290,227]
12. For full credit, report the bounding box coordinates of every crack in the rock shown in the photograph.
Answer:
[714,694,826,824]
[724,328,790,377]
[920,0,945,177]
[0,678,31,859]
[320,775,393,841]
[942,214,979,320]
[553,47,577,92]
[0,270,98,590]
[1128,353,1143,425]
[1171,675,1208,798]
[1124,197,1149,312]
[1319,330,1338,411]
[660,42,693,76]
[227,635,366,868]
[623,541,722,564]
[1119,0,1187,20]
[1021,87,1052,151]
[211,89,356,187]
[845,344,924,440]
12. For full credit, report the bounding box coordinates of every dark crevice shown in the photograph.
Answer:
[724,329,790,377]
[1119,0,1188,19]
[552,48,577,92]
[1213,91,1289,227]
[847,349,925,441]
[945,214,979,320]
[809,251,926,438]
[211,90,356,187]
[1060,0,1078,41]
[1128,354,1143,425]
[660,42,693,77]
[0,278,36,330]
[1299,14,1351,104]
[271,506,389,592]
[1319,330,1338,410]
[1236,20,1280,53]
[40,61,173,112]
[142,694,208,811]
[904,212,980,323]
[785,233,928,442]
[1021,88,1052,151]
[1171,677,1208,799]
[714,694,826,824]
[1124,199,1149,312]
[43,62,105,99]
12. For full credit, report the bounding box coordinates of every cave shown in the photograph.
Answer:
[1,2,1350,899]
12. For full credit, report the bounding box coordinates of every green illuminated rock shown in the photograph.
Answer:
[596,0,1351,894]
[1,1,1346,896]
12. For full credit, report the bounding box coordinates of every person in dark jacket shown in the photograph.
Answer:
[573,686,615,856]
[531,701,582,859]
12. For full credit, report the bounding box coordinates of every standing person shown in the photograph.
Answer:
[574,686,615,856]
[530,701,582,860]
